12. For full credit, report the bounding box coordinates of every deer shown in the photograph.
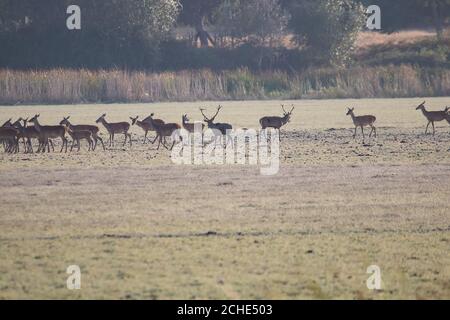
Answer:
[60,116,105,151]
[95,114,131,148]
[130,116,165,144]
[259,105,294,141]
[144,113,181,150]
[416,101,448,136]
[65,128,94,152]
[199,106,233,146]
[29,114,68,153]
[22,117,54,153]
[346,108,377,140]
[182,114,205,133]
[0,127,19,153]
[0,118,13,150]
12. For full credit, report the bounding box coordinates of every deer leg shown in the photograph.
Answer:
[123,132,127,146]
[361,126,365,139]
[353,127,357,139]
[143,131,148,144]
[369,126,375,138]
[128,133,132,147]
[151,135,159,144]
[156,136,162,150]
[98,136,105,151]
[77,139,81,152]
[432,122,435,136]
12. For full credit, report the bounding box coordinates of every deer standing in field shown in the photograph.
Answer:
[182,114,205,133]
[130,115,165,144]
[144,113,181,150]
[65,128,94,152]
[29,114,68,153]
[416,101,448,136]
[60,116,105,151]
[12,118,32,153]
[1,118,13,150]
[199,106,233,147]
[346,108,377,140]
[259,105,294,141]
[95,114,131,148]
[200,106,232,135]
[0,127,19,153]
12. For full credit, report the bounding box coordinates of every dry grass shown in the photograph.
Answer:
[356,30,438,51]
[1,97,450,299]
[1,66,449,105]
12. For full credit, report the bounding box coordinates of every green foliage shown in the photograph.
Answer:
[0,0,180,69]
[214,0,289,45]
[288,0,365,66]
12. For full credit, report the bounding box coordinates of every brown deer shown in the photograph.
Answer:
[95,114,131,147]
[416,101,448,136]
[1,118,13,150]
[346,108,377,139]
[29,114,68,153]
[144,113,181,150]
[130,116,165,144]
[182,114,205,133]
[200,106,232,135]
[0,127,19,153]
[260,105,294,141]
[60,116,105,151]
[66,128,94,152]
[22,118,54,153]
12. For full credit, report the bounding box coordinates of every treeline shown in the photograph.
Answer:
[1,66,449,105]
[0,0,448,71]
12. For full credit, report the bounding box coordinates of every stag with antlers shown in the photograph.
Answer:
[199,105,233,146]
[259,105,294,141]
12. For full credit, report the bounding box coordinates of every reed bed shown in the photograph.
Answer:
[0,65,448,105]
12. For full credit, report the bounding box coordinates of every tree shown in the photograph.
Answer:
[178,0,223,47]
[0,0,180,68]
[287,0,365,66]
[214,0,289,46]
[358,0,449,41]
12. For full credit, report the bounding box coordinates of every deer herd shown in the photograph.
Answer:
[1,101,449,154]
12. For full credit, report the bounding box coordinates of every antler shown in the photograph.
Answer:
[281,104,287,114]
[290,104,295,113]
[210,105,222,122]
[199,108,210,121]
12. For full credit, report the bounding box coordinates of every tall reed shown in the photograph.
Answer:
[0,65,448,105]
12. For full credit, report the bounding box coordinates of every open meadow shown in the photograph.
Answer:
[1,97,450,299]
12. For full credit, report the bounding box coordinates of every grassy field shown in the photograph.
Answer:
[0,97,450,299]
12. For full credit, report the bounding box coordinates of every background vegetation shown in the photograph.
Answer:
[0,0,449,104]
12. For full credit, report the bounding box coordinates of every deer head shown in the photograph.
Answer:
[12,117,24,127]
[281,105,295,122]
[416,101,426,110]
[346,108,355,116]
[130,116,139,125]
[200,106,222,124]
[96,114,106,123]
[29,114,40,123]
[59,116,71,126]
